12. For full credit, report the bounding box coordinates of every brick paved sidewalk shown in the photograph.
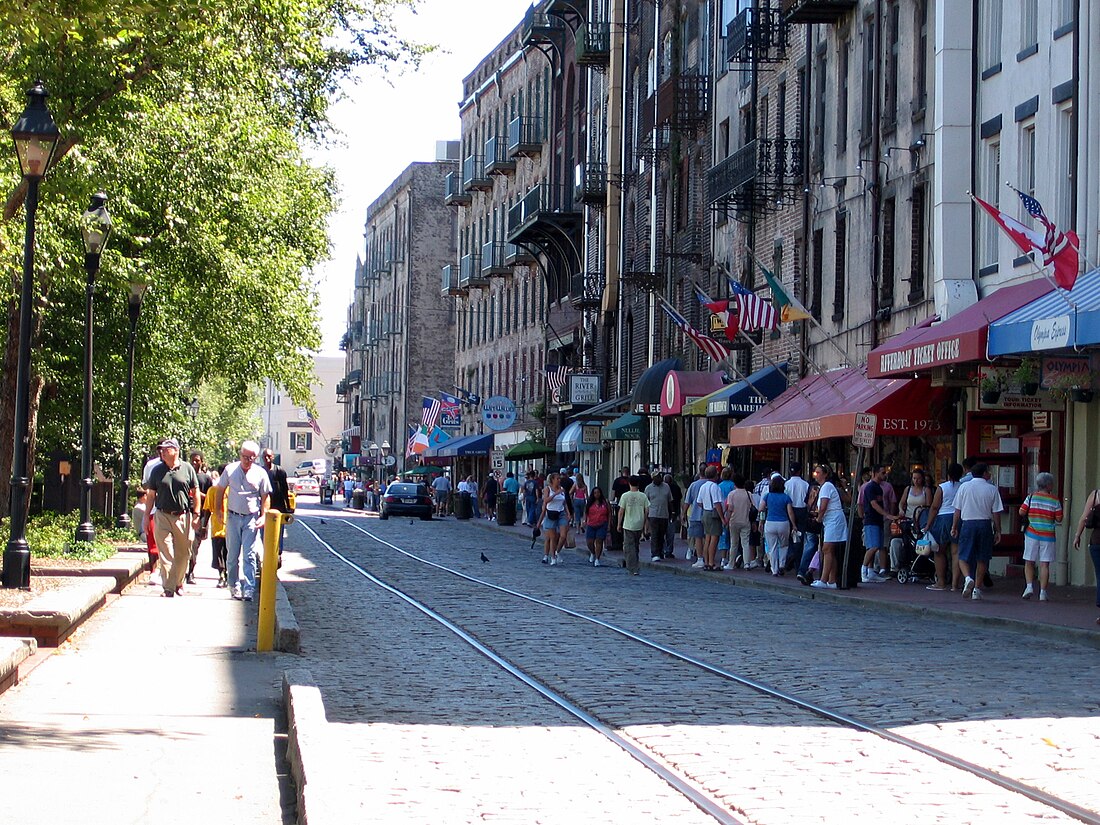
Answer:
[445,511,1100,644]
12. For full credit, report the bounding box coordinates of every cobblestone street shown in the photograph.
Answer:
[281,507,1100,823]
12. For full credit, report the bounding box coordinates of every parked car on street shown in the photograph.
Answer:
[380,482,433,520]
[292,476,321,496]
[294,458,330,477]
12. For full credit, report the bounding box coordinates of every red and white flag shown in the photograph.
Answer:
[658,297,731,364]
[973,194,1080,290]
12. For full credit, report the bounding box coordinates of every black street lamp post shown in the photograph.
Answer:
[75,192,112,544]
[115,278,149,530]
[4,81,61,589]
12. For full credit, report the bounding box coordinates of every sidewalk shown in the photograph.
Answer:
[0,568,296,825]
[456,512,1100,648]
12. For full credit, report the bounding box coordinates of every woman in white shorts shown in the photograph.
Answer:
[811,463,848,590]
[1019,472,1063,601]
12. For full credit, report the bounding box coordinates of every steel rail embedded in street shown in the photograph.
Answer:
[312,515,1100,825]
[296,517,746,825]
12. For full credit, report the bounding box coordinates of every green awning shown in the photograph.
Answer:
[602,412,645,441]
[505,440,555,459]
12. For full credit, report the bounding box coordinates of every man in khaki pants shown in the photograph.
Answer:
[142,437,201,597]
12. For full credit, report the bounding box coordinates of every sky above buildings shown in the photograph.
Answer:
[308,0,533,354]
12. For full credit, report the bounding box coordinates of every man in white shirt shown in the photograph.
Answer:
[216,440,272,602]
[697,466,726,571]
[785,462,810,570]
[431,472,453,517]
[950,462,1003,601]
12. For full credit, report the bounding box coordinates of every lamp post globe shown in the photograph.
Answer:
[115,278,148,530]
[4,81,61,589]
[74,192,112,544]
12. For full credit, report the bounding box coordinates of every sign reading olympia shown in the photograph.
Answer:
[852,413,877,449]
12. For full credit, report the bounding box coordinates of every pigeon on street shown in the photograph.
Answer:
[480,553,489,563]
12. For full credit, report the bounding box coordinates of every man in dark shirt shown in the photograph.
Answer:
[611,467,632,502]
[142,438,200,597]
[860,465,896,583]
[185,450,214,585]
[664,473,682,558]
[636,466,653,492]
[483,472,499,520]
[262,449,292,560]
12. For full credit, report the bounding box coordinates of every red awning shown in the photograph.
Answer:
[867,279,1055,378]
[728,366,951,446]
[659,370,725,416]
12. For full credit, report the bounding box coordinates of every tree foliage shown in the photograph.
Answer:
[0,0,428,515]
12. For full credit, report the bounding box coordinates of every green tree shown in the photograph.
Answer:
[0,0,428,518]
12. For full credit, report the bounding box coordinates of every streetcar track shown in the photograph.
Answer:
[295,516,744,825]
[300,514,1100,825]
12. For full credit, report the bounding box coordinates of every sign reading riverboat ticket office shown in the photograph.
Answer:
[853,413,877,449]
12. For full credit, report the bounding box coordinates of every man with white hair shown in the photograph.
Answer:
[216,440,272,601]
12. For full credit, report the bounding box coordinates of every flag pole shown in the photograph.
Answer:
[736,329,815,402]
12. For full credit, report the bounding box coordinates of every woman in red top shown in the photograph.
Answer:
[583,487,611,567]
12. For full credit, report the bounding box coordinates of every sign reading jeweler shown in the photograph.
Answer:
[481,395,517,432]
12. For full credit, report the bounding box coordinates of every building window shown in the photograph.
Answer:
[881,197,896,307]
[981,0,1002,72]
[883,1,899,128]
[1055,105,1074,227]
[832,212,847,324]
[836,40,849,154]
[908,185,927,303]
[979,140,1001,268]
[1056,0,1074,29]
[813,51,827,169]
[291,432,312,452]
[1020,0,1038,52]
[811,228,824,321]
[1019,123,1036,225]
[860,17,875,144]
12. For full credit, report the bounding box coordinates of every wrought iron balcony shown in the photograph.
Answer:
[506,183,581,242]
[522,6,564,47]
[576,23,610,67]
[481,241,512,278]
[485,135,515,176]
[459,253,489,289]
[336,379,348,403]
[621,269,664,293]
[570,272,604,310]
[441,264,463,296]
[707,137,804,215]
[780,0,858,24]
[574,162,607,206]
[462,155,492,192]
[444,170,471,206]
[504,242,537,266]
[727,7,789,64]
[508,116,543,158]
[653,74,710,132]
[636,125,672,161]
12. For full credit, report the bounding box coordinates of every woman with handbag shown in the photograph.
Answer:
[810,464,846,589]
[923,463,964,591]
[1071,487,1100,624]
[539,472,568,566]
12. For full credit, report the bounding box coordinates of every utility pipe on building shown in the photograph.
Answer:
[604,0,626,397]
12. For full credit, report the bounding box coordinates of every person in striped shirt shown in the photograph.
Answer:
[1019,472,1063,602]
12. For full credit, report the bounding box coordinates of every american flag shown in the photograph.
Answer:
[658,297,730,363]
[727,278,779,331]
[421,397,441,431]
[545,364,570,403]
[1016,190,1073,269]
[306,411,324,439]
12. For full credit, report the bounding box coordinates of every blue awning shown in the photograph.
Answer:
[428,432,493,457]
[556,421,603,453]
[988,268,1100,355]
[685,363,789,418]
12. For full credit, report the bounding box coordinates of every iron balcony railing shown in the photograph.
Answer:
[441,264,463,296]
[570,272,605,309]
[459,253,489,289]
[481,241,512,277]
[574,161,608,205]
[780,0,858,25]
[504,242,536,265]
[508,116,544,158]
[484,135,515,175]
[706,137,804,203]
[444,170,471,206]
[576,22,611,66]
[462,155,492,191]
[653,74,710,132]
[726,7,789,64]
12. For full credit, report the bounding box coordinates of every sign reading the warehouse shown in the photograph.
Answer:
[876,336,962,374]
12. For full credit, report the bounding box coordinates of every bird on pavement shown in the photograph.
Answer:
[480,553,489,563]
[319,519,326,525]
[409,519,414,525]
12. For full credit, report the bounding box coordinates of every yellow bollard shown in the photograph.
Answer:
[257,509,290,652]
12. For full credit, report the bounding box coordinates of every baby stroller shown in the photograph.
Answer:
[892,507,935,584]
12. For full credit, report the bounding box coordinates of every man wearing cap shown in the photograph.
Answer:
[216,440,272,601]
[142,438,201,597]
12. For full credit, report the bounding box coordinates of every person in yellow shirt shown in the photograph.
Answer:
[199,468,228,587]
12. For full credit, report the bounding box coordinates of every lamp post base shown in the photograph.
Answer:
[115,513,132,530]
[2,543,31,589]
[74,523,96,544]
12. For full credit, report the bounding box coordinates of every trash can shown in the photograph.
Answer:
[609,503,623,552]
[320,486,333,505]
[454,490,472,520]
[497,492,517,526]
[351,489,365,510]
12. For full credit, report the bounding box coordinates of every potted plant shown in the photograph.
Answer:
[1046,373,1092,402]
[1072,375,1094,403]
[978,372,1004,404]
[1014,357,1040,396]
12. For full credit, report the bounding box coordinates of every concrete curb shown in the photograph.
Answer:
[0,636,37,695]
[283,667,337,825]
[0,576,115,646]
[274,579,301,654]
[466,518,1100,649]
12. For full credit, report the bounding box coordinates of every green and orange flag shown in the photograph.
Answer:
[752,254,813,324]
